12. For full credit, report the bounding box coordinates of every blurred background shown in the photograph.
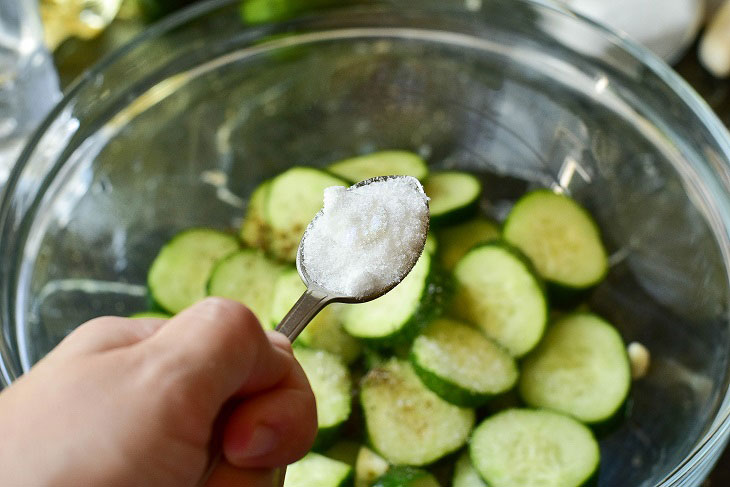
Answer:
[3,0,730,484]
[4,0,730,185]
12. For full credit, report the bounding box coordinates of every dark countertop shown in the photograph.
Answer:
[51,12,730,486]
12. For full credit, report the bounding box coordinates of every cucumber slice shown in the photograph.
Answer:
[372,467,440,487]
[240,180,271,249]
[284,452,353,487]
[207,249,285,327]
[361,359,474,466]
[424,232,438,255]
[355,446,389,487]
[326,440,361,467]
[452,243,547,357]
[265,167,348,262]
[411,318,518,407]
[271,268,361,363]
[129,311,171,319]
[294,348,352,448]
[343,252,436,345]
[423,172,481,225]
[148,229,239,314]
[436,218,500,271]
[453,451,486,487]
[519,313,631,424]
[470,409,599,487]
[503,190,608,290]
[327,150,429,182]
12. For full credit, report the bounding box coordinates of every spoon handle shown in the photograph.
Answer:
[198,288,331,487]
[271,288,333,487]
[275,288,332,341]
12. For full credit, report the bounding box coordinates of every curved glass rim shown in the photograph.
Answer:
[3,1,730,485]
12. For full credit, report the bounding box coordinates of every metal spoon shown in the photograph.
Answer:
[277,174,429,340]
[199,175,429,486]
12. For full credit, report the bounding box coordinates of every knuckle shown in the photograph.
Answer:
[198,297,257,327]
[65,316,116,341]
[193,297,264,353]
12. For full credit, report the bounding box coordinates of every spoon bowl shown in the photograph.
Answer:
[279,174,429,341]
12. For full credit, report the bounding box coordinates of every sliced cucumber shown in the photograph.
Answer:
[372,467,440,487]
[148,229,239,314]
[355,446,389,487]
[327,150,428,182]
[129,311,171,319]
[470,409,599,487]
[503,190,608,291]
[240,180,271,250]
[294,347,352,448]
[284,452,353,487]
[519,313,631,424]
[326,440,361,467]
[411,318,518,407]
[436,218,500,271]
[207,249,285,327]
[265,167,348,262]
[343,252,436,345]
[423,171,481,225]
[361,359,474,466]
[424,232,438,255]
[453,451,486,487]
[271,268,361,363]
[452,243,547,357]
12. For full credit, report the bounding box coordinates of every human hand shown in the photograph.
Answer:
[0,297,317,486]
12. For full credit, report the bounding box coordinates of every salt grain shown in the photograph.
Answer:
[301,176,429,297]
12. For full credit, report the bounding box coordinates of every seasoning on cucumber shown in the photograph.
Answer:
[470,409,600,487]
[294,347,352,449]
[452,242,547,357]
[520,313,631,425]
[140,156,637,487]
[360,359,474,466]
[410,318,518,407]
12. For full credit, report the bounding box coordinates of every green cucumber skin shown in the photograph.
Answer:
[129,311,172,319]
[435,218,501,272]
[346,261,451,348]
[327,150,429,183]
[145,291,169,315]
[452,241,548,357]
[409,353,498,408]
[425,172,481,227]
[430,202,478,227]
[469,409,599,487]
[503,189,608,291]
[360,360,475,467]
[589,391,631,438]
[519,312,631,425]
[372,467,440,487]
[325,440,361,467]
[546,281,597,309]
[147,228,240,314]
[313,424,345,452]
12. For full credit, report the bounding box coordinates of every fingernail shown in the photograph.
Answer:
[236,425,279,461]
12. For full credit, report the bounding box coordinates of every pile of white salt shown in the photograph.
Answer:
[301,176,429,297]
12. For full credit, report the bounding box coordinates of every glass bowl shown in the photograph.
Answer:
[2,0,730,485]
